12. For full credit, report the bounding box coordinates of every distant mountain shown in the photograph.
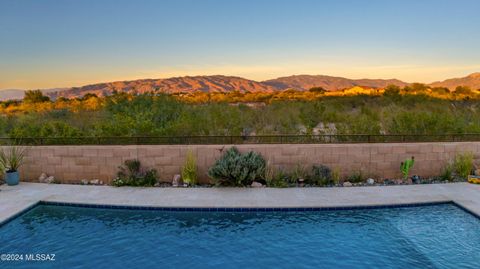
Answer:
[0,89,25,101]
[47,75,277,99]
[429,73,480,90]
[2,72,480,100]
[263,75,409,91]
[0,88,66,101]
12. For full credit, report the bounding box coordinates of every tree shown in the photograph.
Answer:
[403,83,429,94]
[23,90,50,103]
[455,86,473,95]
[309,87,326,94]
[431,87,450,95]
[79,93,98,101]
[383,85,401,100]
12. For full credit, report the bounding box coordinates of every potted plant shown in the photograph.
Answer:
[0,146,27,186]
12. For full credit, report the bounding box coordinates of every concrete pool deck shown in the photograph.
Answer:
[1,182,480,223]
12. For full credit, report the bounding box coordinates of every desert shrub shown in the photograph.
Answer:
[113,159,158,187]
[181,150,197,186]
[266,168,290,188]
[453,152,474,179]
[308,165,332,186]
[263,161,276,186]
[440,162,453,181]
[208,147,266,186]
[291,162,308,182]
[331,167,341,185]
[347,170,364,183]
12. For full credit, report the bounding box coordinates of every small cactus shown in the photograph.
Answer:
[400,156,415,180]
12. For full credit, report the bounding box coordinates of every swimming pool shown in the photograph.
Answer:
[0,203,478,268]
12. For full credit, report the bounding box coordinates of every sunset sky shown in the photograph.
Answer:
[1,0,479,90]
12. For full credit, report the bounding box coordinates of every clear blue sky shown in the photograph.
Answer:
[1,0,479,89]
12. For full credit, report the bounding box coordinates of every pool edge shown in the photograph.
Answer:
[1,200,478,228]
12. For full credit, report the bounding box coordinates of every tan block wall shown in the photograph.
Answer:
[10,142,480,184]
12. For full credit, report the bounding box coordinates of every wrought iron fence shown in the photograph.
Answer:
[2,134,480,145]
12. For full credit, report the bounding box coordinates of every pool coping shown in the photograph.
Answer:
[1,182,480,227]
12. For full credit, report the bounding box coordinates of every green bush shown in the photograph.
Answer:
[291,163,308,182]
[208,147,266,186]
[266,168,290,188]
[309,165,332,186]
[113,159,158,187]
[453,152,474,179]
[181,150,197,186]
[440,162,453,181]
[347,170,364,183]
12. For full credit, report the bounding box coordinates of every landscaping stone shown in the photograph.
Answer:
[366,178,375,185]
[251,181,264,188]
[343,181,352,187]
[38,173,47,182]
[81,179,89,185]
[89,179,100,185]
[172,174,181,187]
[44,176,55,184]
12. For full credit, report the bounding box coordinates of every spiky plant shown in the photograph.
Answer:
[0,146,27,172]
[181,150,197,186]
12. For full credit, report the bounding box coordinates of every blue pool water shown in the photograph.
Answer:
[0,203,479,269]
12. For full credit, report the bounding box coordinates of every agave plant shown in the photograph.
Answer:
[0,146,27,172]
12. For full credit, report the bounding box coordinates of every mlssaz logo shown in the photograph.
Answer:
[25,254,56,261]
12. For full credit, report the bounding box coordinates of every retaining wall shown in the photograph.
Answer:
[14,142,480,184]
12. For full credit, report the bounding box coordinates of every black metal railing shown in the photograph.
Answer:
[2,134,480,145]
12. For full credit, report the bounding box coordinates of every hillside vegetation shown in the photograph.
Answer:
[1,84,480,138]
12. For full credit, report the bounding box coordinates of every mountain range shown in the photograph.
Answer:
[1,72,480,100]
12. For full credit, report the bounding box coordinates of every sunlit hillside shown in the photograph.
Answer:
[1,84,480,139]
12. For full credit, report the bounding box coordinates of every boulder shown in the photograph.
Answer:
[366,178,375,185]
[38,173,48,183]
[89,179,100,185]
[251,181,264,188]
[172,174,181,187]
[44,176,55,184]
[343,181,353,187]
[80,179,89,185]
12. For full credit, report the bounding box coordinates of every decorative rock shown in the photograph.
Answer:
[89,179,100,185]
[80,179,89,185]
[154,182,160,187]
[366,178,375,185]
[411,175,420,184]
[251,181,264,188]
[44,176,55,184]
[343,181,353,187]
[38,173,48,182]
[172,174,181,187]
